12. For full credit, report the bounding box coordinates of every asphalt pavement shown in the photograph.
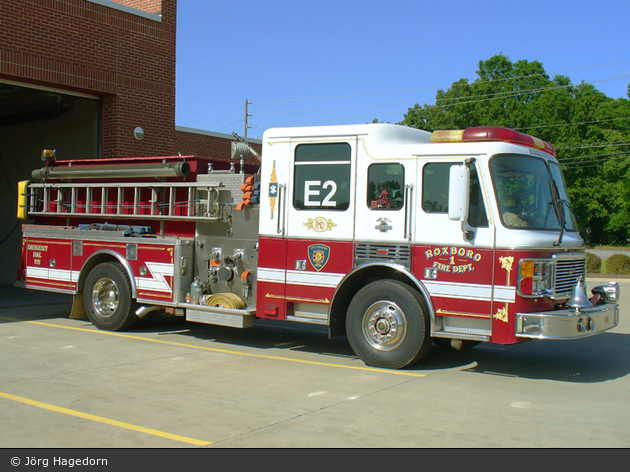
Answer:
[1,278,629,450]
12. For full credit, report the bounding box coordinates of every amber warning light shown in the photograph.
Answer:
[41,149,57,162]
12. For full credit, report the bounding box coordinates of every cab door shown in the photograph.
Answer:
[283,138,357,308]
[414,159,498,339]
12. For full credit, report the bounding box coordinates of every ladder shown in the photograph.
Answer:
[23,181,228,222]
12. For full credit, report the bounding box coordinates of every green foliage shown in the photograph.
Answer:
[604,254,630,274]
[586,252,602,273]
[400,54,630,246]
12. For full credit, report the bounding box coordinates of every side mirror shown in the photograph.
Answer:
[448,164,470,221]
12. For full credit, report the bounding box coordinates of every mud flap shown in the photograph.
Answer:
[69,293,87,319]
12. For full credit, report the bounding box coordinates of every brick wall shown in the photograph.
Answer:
[176,128,262,164]
[0,0,242,162]
[0,0,263,286]
[114,0,162,14]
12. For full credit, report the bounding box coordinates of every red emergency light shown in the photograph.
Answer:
[431,126,556,157]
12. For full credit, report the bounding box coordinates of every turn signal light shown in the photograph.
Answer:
[521,260,535,278]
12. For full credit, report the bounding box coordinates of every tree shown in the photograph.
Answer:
[400,55,630,246]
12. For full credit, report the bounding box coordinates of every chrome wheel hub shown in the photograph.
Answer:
[362,301,408,351]
[91,278,120,318]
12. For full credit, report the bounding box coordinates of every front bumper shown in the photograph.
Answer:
[515,303,619,340]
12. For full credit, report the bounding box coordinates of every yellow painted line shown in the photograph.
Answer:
[0,391,212,447]
[0,316,426,378]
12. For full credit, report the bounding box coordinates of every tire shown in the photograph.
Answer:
[83,262,137,331]
[346,280,431,369]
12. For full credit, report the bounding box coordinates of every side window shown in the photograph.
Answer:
[422,163,451,213]
[468,165,489,228]
[367,163,404,210]
[293,142,351,211]
[422,162,488,227]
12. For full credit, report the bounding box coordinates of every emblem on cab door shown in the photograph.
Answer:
[375,218,392,233]
[304,217,336,232]
[308,244,330,271]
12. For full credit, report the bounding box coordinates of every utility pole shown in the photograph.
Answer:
[244,100,252,138]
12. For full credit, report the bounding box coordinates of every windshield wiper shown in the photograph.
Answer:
[559,198,587,243]
[548,179,566,246]
[543,201,554,228]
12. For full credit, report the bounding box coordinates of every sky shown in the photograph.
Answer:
[175,0,630,140]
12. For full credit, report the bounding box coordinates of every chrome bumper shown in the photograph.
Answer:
[515,303,619,340]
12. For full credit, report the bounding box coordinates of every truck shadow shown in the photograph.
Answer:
[139,314,359,361]
[0,286,73,322]
[0,286,73,312]
[418,333,630,383]
[3,285,627,384]
[139,313,630,384]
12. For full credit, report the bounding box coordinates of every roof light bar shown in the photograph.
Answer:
[430,126,556,157]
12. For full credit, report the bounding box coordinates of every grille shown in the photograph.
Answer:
[355,243,411,267]
[553,254,586,299]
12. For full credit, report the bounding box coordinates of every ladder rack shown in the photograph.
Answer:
[24,181,229,221]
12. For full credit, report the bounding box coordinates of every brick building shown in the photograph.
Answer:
[0,0,260,284]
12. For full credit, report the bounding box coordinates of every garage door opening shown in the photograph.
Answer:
[0,81,101,285]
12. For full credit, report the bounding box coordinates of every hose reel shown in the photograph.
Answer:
[201,293,246,309]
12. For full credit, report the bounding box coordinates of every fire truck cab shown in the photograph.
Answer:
[17,123,620,369]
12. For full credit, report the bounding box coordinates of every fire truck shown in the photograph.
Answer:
[16,123,620,369]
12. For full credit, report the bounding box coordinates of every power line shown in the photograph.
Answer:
[562,154,630,169]
[205,60,630,131]
[255,101,414,117]
[518,117,630,131]
[403,75,630,112]
[556,142,630,151]
[252,60,630,105]
[215,117,244,132]
[559,151,629,162]
[249,74,630,124]
[265,108,630,131]
[198,106,243,130]
[559,150,630,168]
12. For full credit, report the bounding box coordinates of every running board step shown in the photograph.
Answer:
[432,331,490,342]
[185,305,254,328]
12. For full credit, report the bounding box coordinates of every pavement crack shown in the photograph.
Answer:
[209,377,420,446]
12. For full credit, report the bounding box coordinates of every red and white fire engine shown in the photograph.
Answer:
[16,123,620,369]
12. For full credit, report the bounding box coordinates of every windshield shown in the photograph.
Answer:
[490,154,579,231]
[548,162,579,231]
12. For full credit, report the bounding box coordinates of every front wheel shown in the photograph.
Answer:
[83,262,137,331]
[346,280,431,369]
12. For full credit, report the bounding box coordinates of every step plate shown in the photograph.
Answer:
[186,307,254,328]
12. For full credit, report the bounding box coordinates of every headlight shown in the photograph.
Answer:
[518,259,552,297]
[592,282,620,304]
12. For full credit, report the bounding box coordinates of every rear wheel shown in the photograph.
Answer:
[346,280,430,369]
[83,262,137,331]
